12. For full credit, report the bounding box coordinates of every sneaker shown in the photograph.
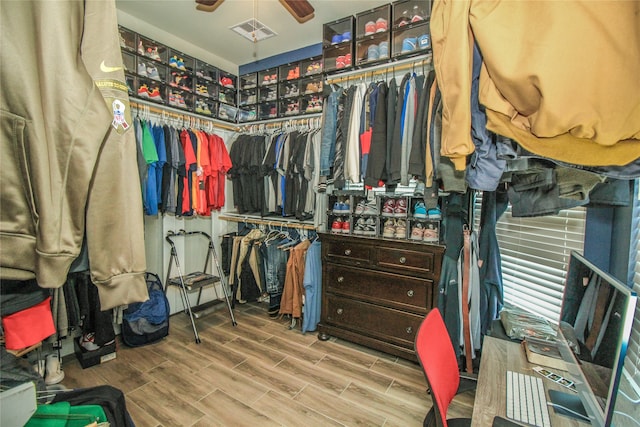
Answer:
[147,46,161,61]
[137,84,150,98]
[411,223,425,241]
[382,198,395,217]
[45,354,65,385]
[414,181,425,196]
[401,37,418,53]
[331,34,343,45]
[342,219,350,234]
[367,44,380,61]
[203,103,212,115]
[353,217,366,235]
[137,62,147,77]
[362,217,377,236]
[137,40,144,55]
[382,219,396,238]
[195,100,204,114]
[413,201,428,219]
[394,219,407,239]
[394,198,408,217]
[331,217,343,233]
[177,58,186,71]
[333,201,350,214]
[80,332,101,351]
[376,17,388,32]
[345,53,352,66]
[355,200,378,215]
[119,33,127,48]
[147,65,160,80]
[379,41,389,59]
[220,77,234,88]
[364,21,376,36]
[341,31,351,42]
[423,224,439,242]
[336,55,346,69]
[418,34,431,50]
[169,56,179,68]
[427,207,442,220]
[149,87,163,102]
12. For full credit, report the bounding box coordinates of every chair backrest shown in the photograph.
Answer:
[415,309,460,427]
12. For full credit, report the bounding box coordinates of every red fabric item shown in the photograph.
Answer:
[180,130,197,215]
[1,297,55,350]
[415,309,460,427]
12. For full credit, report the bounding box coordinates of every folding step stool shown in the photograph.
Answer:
[165,230,237,343]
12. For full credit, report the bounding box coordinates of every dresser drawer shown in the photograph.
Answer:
[323,295,425,348]
[376,245,436,277]
[325,263,432,312]
[324,239,372,267]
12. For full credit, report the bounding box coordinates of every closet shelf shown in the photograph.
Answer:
[219,214,317,231]
[325,52,432,85]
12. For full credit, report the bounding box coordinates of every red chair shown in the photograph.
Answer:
[415,309,477,427]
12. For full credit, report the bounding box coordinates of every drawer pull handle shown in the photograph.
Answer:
[399,256,407,264]
[344,249,352,256]
[407,290,414,297]
[337,276,344,283]
[336,308,343,315]
[406,326,413,334]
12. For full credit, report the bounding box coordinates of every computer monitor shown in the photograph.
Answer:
[555,251,637,426]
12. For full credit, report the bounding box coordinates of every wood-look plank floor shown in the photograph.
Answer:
[61,303,474,427]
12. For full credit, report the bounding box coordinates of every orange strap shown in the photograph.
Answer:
[462,226,473,373]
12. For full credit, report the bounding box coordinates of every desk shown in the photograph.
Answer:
[471,336,585,427]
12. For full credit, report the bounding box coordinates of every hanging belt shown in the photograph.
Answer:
[462,225,473,373]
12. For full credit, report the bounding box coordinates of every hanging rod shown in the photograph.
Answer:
[130,99,240,132]
[219,214,317,230]
[325,53,433,85]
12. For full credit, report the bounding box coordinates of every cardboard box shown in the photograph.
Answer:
[74,338,117,369]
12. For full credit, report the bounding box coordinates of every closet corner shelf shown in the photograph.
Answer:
[324,52,432,85]
[219,214,317,231]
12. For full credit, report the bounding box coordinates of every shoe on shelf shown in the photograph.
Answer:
[382,218,396,238]
[411,223,425,241]
[362,217,376,236]
[332,201,349,214]
[353,218,366,235]
[394,219,407,239]
[169,55,179,68]
[137,40,144,55]
[341,219,350,234]
[413,201,428,219]
[177,58,186,71]
[427,207,442,220]
[147,46,161,61]
[45,354,64,385]
[401,37,418,54]
[394,198,408,217]
[367,44,380,61]
[195,100,204,114]
[341,31,351,42]
[418,34,431,50]
[379,41,389,59]
[414,181,425,196]
[137,84,150,98]
[381,198,395,217]
[376,17,388,32]
[331,217,343,233]
[423,224,439,243]
[203,103,212,115]
[146,65,160,81]
[137,62,147,77]
[331,34,343,45]
[354,199,378,215]
[149,87,163,102]
[364,21,376,36]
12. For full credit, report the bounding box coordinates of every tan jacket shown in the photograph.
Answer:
[1,0,147,309]
[430,0,640,170]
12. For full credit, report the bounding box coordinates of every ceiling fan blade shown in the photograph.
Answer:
[195,0,224,12]
[279,0,315,23]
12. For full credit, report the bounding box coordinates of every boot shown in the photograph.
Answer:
[45,353,64,385]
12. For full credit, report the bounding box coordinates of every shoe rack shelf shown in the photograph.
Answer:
[238,55,324,123]
[119,26,239,123]
[327,193,442,244]
[323,0,432,76]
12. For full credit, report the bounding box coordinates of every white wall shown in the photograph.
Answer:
[117,10,238,74]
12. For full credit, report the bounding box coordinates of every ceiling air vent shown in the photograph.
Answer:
[230,18,277,43]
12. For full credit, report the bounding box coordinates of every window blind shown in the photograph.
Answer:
[472,192,586,323]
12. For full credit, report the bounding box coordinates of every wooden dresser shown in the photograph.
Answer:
[317,233,445,361]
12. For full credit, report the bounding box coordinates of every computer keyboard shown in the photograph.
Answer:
[506,370,552,427]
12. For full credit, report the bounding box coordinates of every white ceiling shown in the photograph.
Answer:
[115,0,391,68]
